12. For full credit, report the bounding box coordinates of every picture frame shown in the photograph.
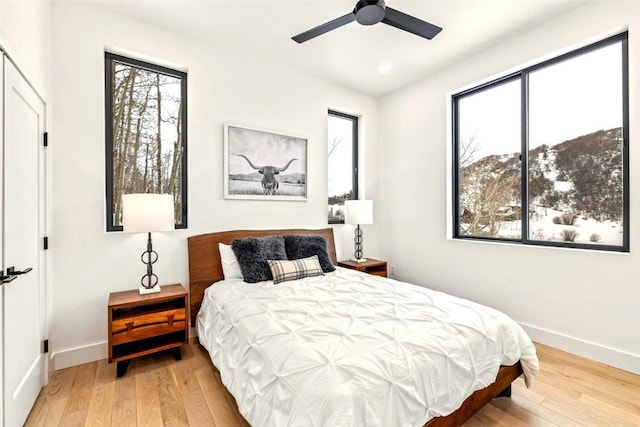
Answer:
[224,124,308,201]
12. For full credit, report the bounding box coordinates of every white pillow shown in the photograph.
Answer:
[219,243,243,280]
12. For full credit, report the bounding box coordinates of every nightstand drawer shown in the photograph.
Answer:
[111,308,186,345]
[108,284,189,371]
[368,270,387,278]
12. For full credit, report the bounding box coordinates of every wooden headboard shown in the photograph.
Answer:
[187,228,337,325]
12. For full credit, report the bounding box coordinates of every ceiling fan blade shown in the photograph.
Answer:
[292,12,356,43]
[382,7,442,40]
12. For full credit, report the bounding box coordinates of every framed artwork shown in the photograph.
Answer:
[224,124,307,200]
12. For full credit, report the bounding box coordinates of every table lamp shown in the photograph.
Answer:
[345,199,373,262]
[122,193,175,294]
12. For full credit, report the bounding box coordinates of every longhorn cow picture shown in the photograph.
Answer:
[224,124,307,200]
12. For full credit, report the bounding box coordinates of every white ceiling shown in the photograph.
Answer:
[97,0,585,97]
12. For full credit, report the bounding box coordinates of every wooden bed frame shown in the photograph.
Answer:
[187,228,523,427]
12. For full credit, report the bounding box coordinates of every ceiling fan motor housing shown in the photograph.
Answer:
[355,0,386,26]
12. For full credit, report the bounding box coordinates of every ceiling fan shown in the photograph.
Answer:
[292,0,442,44]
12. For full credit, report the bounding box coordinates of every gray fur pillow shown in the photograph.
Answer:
[231,236,287,283]
[284,235,336,273]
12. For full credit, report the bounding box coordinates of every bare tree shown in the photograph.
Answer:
[112,67,138,223]
[460,168,519,236]
[328,136,343,158]
[458,135,520,237]
[459,134,479,168]
[110,63,184,226]
[168,99,183,222]
[155,74,163,192]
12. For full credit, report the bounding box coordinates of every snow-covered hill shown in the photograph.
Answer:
[460,127,623,245]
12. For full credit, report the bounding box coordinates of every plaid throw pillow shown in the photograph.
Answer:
[267,255,324,285]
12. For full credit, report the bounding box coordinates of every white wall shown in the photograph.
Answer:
[0,0,52,99]
[379,1,640,374]
[50,2,380,369]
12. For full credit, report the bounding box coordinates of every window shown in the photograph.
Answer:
[453,33,628,251]
[328,111,358,224]
[105,53,187,231]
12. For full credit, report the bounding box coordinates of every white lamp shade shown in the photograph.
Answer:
[122,193,175,232]
[345,200,373,225]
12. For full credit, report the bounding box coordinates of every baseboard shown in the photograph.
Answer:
[53,341,107,371]
[52,326,199,371]
[519,322,640,375]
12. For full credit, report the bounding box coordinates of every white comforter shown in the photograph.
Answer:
[197,267,538,427]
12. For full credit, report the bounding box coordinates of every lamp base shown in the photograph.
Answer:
[138,285,161,295]
[350,258,368,263]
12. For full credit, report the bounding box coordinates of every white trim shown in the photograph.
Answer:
[446,233,631,256]
[104,45,188,73]
[519,322,640,375]
[53,342,106,371]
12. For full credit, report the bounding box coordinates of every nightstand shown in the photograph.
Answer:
[338,258,387,278]
[108,283,188,376]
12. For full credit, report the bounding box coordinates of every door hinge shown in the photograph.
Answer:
[44,236,49,250]
[43,339,49,354]
[43,132,48,147]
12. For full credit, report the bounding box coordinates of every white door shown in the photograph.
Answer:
[0,51,4,426]
[2,56,47,427]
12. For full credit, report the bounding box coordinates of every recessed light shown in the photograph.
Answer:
[377,61,393,74]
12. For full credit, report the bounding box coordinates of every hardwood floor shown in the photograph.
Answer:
[25,341,640,426]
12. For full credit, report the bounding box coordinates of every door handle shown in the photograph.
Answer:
[6,266,33,276]
[0,270,18,285]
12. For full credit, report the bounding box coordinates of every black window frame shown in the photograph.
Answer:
[105,52,188,232]
[452,32,629,252]
[328,110,359,225]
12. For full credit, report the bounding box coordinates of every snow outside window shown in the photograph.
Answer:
[452,33,628,252]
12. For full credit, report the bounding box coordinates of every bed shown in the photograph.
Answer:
[188,228,538,426]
